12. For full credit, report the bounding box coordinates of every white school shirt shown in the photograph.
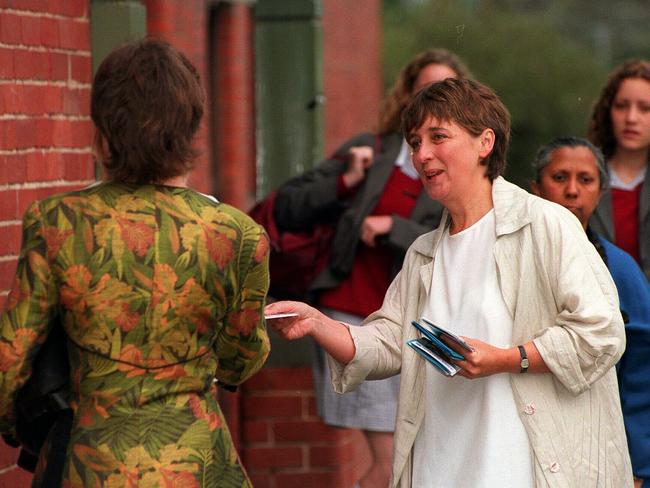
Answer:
[395,139,420,180]
[412,209,533,488]
[609,164,646,190]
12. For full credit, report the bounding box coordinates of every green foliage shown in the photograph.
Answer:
[383,0,609,188]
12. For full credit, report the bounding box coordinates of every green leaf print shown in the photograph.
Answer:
[177,419,212,449]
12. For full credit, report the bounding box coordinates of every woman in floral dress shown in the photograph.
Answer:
[0,38,270,487]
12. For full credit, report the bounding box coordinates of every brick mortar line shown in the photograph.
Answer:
[0,7,88,22]
[0,463,18,475]
[0,79,91,89]
[0,114,91,121]
[0,254,18,262]
[0,179,95,191]
[0,148,91,155]
[0,220,21,226]
[0,42,91,56]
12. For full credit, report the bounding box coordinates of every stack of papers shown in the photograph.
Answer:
[406,318,474,377]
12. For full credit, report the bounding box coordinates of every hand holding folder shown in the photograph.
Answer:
[407,318,474,376]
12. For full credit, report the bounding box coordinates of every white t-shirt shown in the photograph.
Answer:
[412,209,533,488]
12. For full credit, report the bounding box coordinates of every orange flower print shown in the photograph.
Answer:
[0,342,18,372]
[115,303,140,332]
[117,217,154,257]
[90,392,121,420]
[175,280,212,333]
[188,395,221,431]
[228,309,260,336]
[253,233,270,263]
[6,277,27,310]
[159,470,200,488]
[206,411,220,431]
[204,230,234,269]
[153,264,179,295]
[117,344,146,377]
[12,328,38,357]
[76,404,95,428]
[188,395,204,420]
[152,264,180,313]
[60,265,93,311]
[41,226,73,261]
[154,364,187,380]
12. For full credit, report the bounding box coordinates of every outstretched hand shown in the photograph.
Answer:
[265,301,357,365]
[264,301,323,341]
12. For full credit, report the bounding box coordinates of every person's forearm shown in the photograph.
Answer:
[500,341,550,374]
[310,315,356,365]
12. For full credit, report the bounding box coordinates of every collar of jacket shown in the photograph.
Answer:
[409,176,532,259]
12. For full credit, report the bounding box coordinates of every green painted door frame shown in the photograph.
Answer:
[91,0,147,73]
[254,0,325,198]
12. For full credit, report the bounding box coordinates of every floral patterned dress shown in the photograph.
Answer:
[0,183,271,487]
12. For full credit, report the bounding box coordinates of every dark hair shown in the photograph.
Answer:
[377,48,471,135]
[91,37,205,183]
[532,136,609,190]
[401,78,510,180]
[587,59,650,158]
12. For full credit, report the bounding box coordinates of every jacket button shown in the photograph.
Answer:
[523,403,535,415]
[549,462,560,473]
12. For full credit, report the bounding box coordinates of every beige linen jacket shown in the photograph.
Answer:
[330,177,633,488]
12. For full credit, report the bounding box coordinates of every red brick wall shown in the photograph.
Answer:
[323,0,382,154]
[210,2,256,210]
[241,368,371,488]
[0,0,93,485]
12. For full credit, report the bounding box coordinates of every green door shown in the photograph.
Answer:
[255,0,325,198]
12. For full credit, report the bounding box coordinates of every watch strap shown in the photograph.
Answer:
[518,345,529,373]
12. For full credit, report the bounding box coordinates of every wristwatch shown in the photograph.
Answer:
[518,345,529,373]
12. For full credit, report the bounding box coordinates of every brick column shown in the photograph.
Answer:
[322,0,382,153]
[210,1,256,210]
[0,0,94,484]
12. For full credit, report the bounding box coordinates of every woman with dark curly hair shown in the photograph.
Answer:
[0,38,270,487]
[588,60,650,282]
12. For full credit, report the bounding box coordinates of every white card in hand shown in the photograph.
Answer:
[264,313,299,320]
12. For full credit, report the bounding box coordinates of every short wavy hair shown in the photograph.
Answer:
[401,78,510,181]
[91,37,205,183]
[377,48,471,135]
[587,59,650,158]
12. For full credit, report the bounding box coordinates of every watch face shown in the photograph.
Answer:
[521,358,530,368]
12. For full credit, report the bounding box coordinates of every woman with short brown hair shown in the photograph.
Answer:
[272,48,469,488]
[268,78,632,487]
[0,38,270,487]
